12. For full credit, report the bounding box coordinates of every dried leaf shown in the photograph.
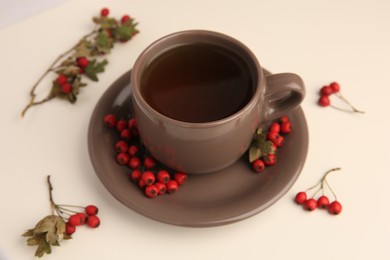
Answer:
[249,145,261,163]
[22,229,34,237]
[74,40,92,58]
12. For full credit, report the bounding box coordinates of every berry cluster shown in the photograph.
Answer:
[294,168,342,215]
[250,116,293,173]
[318,81,364,113]
[64,205,100,235]
[104,113,188,198]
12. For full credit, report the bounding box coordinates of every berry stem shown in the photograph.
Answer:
[47,175,56,215]
[332,93,365,114]
[21,29,98,117]
[321,167,341,201]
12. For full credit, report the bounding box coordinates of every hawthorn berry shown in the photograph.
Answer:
[116,120,128,132]
[121,15,131,24]
[85,205,99,216]
[328,201,342,215]
[145,185,158,198]
[268,122,280,133]
[166,180,179,194]
[279,115,289,123]
[68,214,83,226]
[330,82,340,93]
[294,192,307,205]
[56,74,68,85]
[128,145,139,157]
[76,57,89,68]
[263,154,277,166]
[103,114,117,128]
[117,152,130,165]
[65,222,76,235]
[267,132,284,147]
[128,118,137,129]
[87,215,100,228]
[100,8,109,17]
[156,170,170,183]
[144,156,156,169]
[130,169,142,182]
[141,171,155,185]
[129,157,141,169]
[77,212,88,225]
[61,83,72,94]
[252,159,265,173]
[155,182,166,195]
[138,179,146,189]
[320,86,333,96]
[280,121,292,134]
[174,172,188,185]
[115,140,129,153]
[317,195,330,209]
[120,129,131,140]
[318,95,330,107]
[304,198,317,211]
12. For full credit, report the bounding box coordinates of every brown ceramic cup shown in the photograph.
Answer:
[131,30,305,174]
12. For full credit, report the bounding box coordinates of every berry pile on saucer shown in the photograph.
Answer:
[103,114,188,198]
[249,115,293,172]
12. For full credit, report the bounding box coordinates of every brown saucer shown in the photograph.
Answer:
[87,70,309,227]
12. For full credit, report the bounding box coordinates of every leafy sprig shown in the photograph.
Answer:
[21,10,139,117]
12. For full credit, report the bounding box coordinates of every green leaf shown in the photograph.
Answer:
[115,25,134,41]
[84,59,108,81]
[249,145,261,163]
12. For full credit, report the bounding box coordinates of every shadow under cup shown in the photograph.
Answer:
[131,30,305,174]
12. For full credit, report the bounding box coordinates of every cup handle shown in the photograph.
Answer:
[263,72,305,121]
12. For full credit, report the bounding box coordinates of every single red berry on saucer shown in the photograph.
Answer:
[294,191,307,204]
[166,180,179,194]
[156,170,170,183]
[317,195,330,209]
[61,83,72,94]
[103,114,117,128]
[263,153,277,166]
[115,140,129,153]
[116,119,128,132]
[318,95,330,107]
[117,152,130,165]
[121,15,131,24]
[76,57,89,68]
[145,185,158,198]
[128,145,139,157]
[65,222,76,235]
[56,74,68,85]
[120,129,131,140]
[68,214,83,226]
[304,198,318,211]
[129,157,141,169]
[267,132,284,147]
[144,156,156,169]
[330,82,340,93]
[279,115,289,123]
[100,8,109,17]
[328,201,342,215]
[130,169,142,182]
[252,159,265,173]
[155,182,166,195]
[320,85,333,96]
[174,172,188,185]
[268,122,280,133]
[85,205,99,216]
[141,171,155,185]
[87,215,100,228]
[280,121,292,134]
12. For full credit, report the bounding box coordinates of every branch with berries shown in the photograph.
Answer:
[21,8,139,117]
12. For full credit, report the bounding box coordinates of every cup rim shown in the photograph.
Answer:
[131,29,263,129]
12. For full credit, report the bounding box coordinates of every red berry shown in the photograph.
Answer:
[155,182,166,195]
[87,215,100,228]
[267,132,284,147]
[294,192,307,204]
[174,172,188,185]
[166,180,179,194]
[141,171,155,185]
[130,169,142,182]
[318,95,330,107]
[144,156,156,169]
[304,198,318,211]
[145,185,158,198]
[138,179,146,189]
[128,145,139,157]
[103,114,117,128]
[156,170,170,183]
[263,153,277,166]
[65,222,76,235]
[100,8,109,17]
[328,201,342,215]
[279,115,289,123]
[330,82,340,93]
[76,57,89,68]
[116,120,128,132]
[85,205,99,216]
[120,129,131,140]
[68,214,82,226]
[56,74,68,85]
[128,118,137,129]
[252,159,265,173]
[317,195,330,209]
[117,152,130,165]
[268,122,280,133]
[77,212,87,225]
[115,140,129,153]
[280,121,292,134]
[61,83,72,94]
[121,15,131,24]
[320,85,333,96]
[129,157,141,169]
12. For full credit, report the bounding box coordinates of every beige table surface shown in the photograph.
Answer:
[1,0,389,259]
